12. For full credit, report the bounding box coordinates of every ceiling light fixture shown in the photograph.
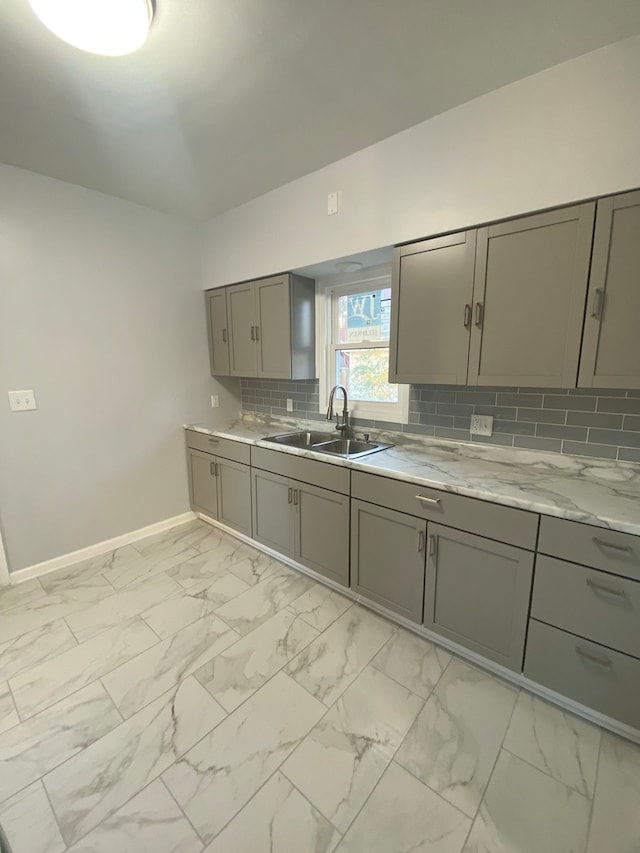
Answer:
[28,0,154,56]
[334,261,364,273]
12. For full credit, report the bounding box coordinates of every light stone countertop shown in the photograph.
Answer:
[185,414,640,536]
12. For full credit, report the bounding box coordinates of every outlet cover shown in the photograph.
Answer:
[211,395,219,408]
[286,398,294,412]
[470,414,493,436]
[8,390,37,411]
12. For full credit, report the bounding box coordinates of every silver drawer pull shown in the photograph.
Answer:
[592,537,633,554]
[415,494,441,507]
[586,578,626,597]
[207,437,219,444]
[575,645,612,668]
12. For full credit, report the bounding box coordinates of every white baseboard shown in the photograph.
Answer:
[9,512,197,585]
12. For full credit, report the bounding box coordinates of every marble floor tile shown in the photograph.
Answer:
[10,617,158,719]
[288,584,353,632]
[65,572,182,642]
[142,572,249,638]
[101,612,238,718]
[103,547,199,591]
[0,579,46,614]
[130,520,206,559]
[48,544,146,580]
[283,666,423,833]
[285,606,395,707]
[215,571,314,636]
[162,671,325,844]
[204,772,340,853]
[0,595,86,645]
[0,618,77,682]
[167,546,246,590]
[44,677,225,846]
[194,609,319,712]
[371,627,452,699]
[336,760,470,853]
[67,779,203,853]
[0,781,65,853]
[0,683,19,734]
[0,681,121,804]
[503,692,601,797]
[38,564,115,603]
[463,749,590,853]
[227,550,293,587]
[395,657,517,818]
[587,733,640,853]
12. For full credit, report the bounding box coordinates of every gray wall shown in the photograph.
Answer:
[240,379,640,463]
[0,164,241,573]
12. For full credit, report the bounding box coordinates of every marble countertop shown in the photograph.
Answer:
[185,415,640,536]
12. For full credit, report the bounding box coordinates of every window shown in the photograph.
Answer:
[317,270,409,424]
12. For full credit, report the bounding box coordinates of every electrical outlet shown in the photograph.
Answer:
[470,414,493,436]
[286,398,293,412]
[211,395,219,408]
[8,390,37,411]
[327,191,339,215]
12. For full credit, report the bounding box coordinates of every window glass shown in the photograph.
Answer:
[337,288,392,344]
[335,348,398,403]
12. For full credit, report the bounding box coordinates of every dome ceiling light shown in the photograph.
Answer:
[28,0,154,56]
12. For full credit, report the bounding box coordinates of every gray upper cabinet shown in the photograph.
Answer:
[424,523,534,671]
[351,499,426,623]
[389,231,476,385]
[206,289,230,376]
[468,203,595,387]
[223,273,315,379]
[578,190,640,389]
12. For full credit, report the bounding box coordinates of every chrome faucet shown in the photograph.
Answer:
[326,385,352,438]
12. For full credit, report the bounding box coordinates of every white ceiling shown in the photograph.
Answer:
[1,1,640,221]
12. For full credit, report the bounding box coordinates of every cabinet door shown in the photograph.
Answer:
[468,204,595,387]
[217,458,251,536]
[187,449,218,518]
[295,482,349,586]
[206,289,230,376]
[251,468,295,557]
[389,231,476,384]
[578,190,640,389]
[351,500,426,623]
[424,524,533,671]
[255,275,292,379]
[227,282,257,376]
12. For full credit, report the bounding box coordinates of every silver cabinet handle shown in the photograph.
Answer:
[207,437,219,444]
[428,534,437,560]
[287,487,293,504]
[463,303,472,328]
[586,578,626,597]
[415,494,441,507]
[250,325,256,341]
[222,328,228,343]
[576,645,612,668]
[474,302,484,327]
[591,288,604,319]
[210,461,216,476]
[592,537,633,554]
[255,325,260,341]
[417,530,425,553]
[293,488,299,506]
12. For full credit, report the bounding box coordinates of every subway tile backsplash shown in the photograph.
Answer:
[240,378,640,463]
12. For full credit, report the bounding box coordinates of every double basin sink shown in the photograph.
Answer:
[264,430,392,459]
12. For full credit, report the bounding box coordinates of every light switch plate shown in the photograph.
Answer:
[470,414,493,436]
[327,191,340,215]
[211,395,219,408]
[8,390,37,411]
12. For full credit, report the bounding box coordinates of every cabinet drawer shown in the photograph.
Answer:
[251,446,350,495]
[351,471,537,549]
[185,430,250,465]
[538,516,640,581]
[532,555,640,659]
[524,619,640,729]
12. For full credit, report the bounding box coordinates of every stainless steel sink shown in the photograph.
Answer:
[312,438,392,458]
[264,431,336,448]
[263,431,392,458]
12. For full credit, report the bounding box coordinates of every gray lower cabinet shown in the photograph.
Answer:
[206,288,230,376]
[187,448,251,536]
[252,467,349,584]
[424,523,534,671]
[578,189,640,389]
[351,500,426,623]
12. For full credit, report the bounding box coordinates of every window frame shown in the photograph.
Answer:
[316,266,409,424]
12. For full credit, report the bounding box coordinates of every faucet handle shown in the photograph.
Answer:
[355,432,370,442]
